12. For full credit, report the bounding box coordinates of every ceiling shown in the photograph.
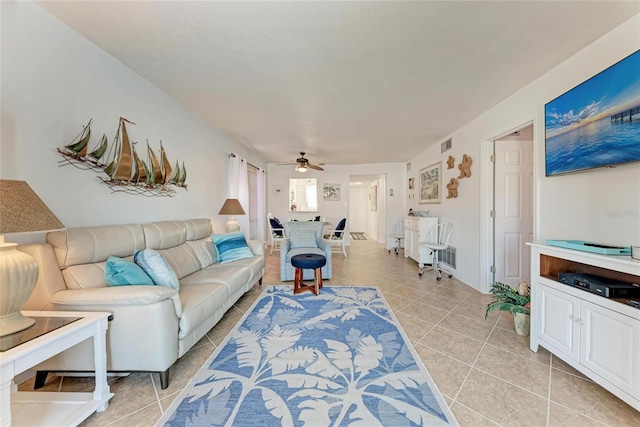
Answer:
[36,1,639,165]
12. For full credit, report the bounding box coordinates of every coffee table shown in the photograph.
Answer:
[0,311,113,426]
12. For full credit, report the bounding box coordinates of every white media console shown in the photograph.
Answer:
[528,243,640,411]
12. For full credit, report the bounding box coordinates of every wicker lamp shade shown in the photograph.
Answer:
[0,180,64,336]
[218,198,245,233]
[0,180,64,233]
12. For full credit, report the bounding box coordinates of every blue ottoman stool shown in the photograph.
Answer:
[291,254,326,295]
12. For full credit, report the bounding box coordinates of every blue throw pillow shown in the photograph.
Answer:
[335,218,347,237]
[269,218,284,236]
[289,230,318,249]
[211,233,254,264]
[134,249,180,290]
[104,256,154,286]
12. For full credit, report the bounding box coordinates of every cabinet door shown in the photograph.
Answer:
[403,221,411,258]
[538,284,580,361]
[408,219,419,261]
[580,302,640,397]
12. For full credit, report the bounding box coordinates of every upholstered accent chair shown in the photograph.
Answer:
[280,221,332,282]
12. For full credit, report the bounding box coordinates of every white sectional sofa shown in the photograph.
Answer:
[19,218,265,389]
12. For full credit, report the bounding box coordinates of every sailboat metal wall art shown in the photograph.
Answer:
[58,118,187,197]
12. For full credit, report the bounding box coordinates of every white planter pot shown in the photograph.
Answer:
[513,312,530,336]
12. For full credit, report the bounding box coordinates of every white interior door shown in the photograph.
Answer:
[494,137,533,287]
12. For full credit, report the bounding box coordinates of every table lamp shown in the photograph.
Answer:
[0,180,64,336]
[218,198,245,233]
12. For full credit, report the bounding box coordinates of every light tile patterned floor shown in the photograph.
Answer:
[19,238,640,426]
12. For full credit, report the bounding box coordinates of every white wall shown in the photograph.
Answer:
[267,163,406,248]
[407,14,640,291]
[0,2,265,244]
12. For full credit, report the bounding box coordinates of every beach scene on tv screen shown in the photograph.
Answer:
[545,50,640,176]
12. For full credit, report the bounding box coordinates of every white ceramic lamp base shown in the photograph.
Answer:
[0,242,39,336]
[225,217,241,233]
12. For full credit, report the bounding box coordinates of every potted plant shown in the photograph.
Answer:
[485,281,531,336]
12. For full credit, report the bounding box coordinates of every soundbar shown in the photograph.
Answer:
[558,272,640,298]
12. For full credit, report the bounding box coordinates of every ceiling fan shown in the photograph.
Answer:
[278,152,324,172]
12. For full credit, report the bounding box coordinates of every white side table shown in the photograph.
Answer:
[0,311,113,426]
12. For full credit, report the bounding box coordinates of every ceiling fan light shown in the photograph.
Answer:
[295,164,308,172]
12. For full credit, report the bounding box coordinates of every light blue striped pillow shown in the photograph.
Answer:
[211,233,254,264]
[134,249,180,290]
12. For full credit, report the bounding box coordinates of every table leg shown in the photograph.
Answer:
[0,365,13,427]
[93,318,111,412]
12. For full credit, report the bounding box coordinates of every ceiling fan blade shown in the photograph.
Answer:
[307,163,324,171]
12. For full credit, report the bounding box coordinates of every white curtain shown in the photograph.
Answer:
[228,155,250,236]
[256,169,267,242]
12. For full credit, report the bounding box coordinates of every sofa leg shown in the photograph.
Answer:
[259,277,263,287]
[34,371,49,389]
[159,369,170,390]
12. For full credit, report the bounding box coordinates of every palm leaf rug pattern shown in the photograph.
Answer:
[157,286,458,426]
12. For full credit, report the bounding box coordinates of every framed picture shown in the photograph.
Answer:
[408,177,414,190]
[419,162,441,204]
[370,185,377,211]
[323,183,341,201]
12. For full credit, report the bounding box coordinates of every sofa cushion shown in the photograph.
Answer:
[104,256,154,286]
[177,282,228,340]
[156,244,202,280]
[181,263,251,302]
[143,221,187,250]
[211,233,254,264]
[47,224,145,268]
[184,218,213,241]
[186,237,217,269]
[63,263,109,290]
[134,249,180,290]
[289,229,318,249]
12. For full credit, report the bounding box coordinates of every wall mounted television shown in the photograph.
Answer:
[545,49,640,176]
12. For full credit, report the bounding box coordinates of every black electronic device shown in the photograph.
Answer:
[558,272,640,298]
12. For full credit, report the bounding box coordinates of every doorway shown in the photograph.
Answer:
[349,174,386,242]
[481,123,534,292]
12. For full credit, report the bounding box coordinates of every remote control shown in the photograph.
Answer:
[584,242,625,250]
[627,300,640,309]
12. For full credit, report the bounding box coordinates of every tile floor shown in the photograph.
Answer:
[19,238,640,426]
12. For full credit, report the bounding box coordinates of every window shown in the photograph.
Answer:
[289,179,317,212]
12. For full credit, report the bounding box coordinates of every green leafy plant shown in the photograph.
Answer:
[485,281,531,318]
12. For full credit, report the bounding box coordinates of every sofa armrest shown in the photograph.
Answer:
[247,239,265,256]
[51,286,182,317]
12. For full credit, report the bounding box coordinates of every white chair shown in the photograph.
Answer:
[418,223,454,280]
[267,215,287,255]
[323,218,347,257]
[388,220,404,255]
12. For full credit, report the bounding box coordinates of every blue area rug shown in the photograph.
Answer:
[157,286,458,426]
